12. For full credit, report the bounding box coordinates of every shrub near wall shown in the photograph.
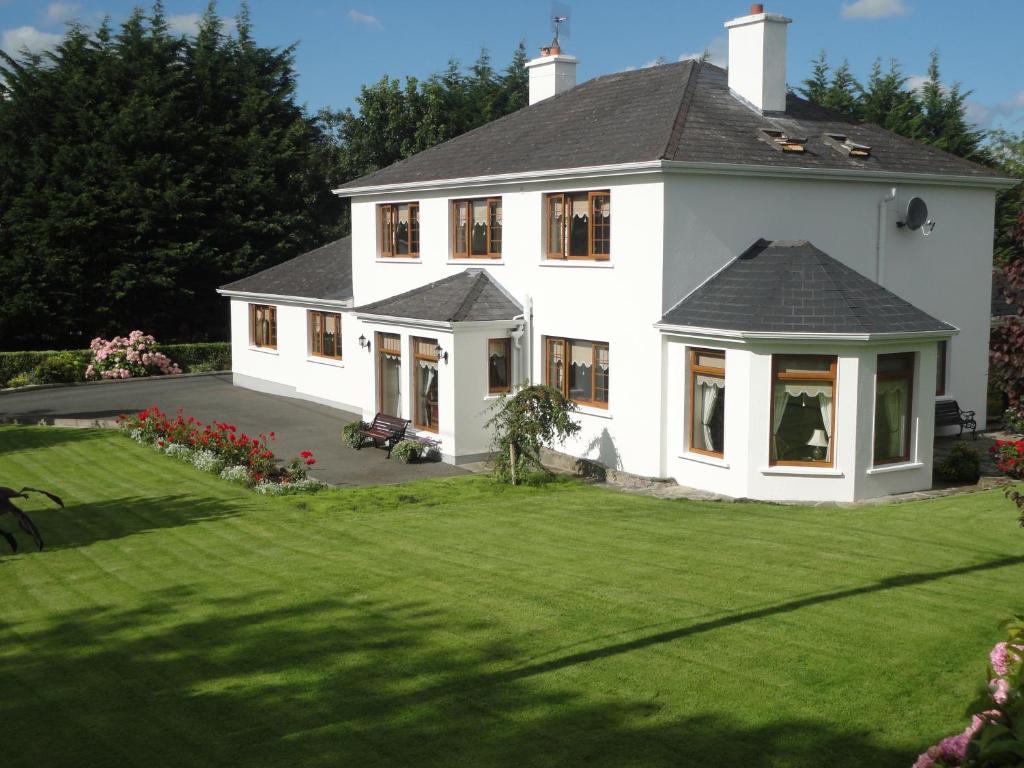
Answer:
[0,342,231,386]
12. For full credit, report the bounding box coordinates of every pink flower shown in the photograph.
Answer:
[989,642,1023,676]
[992,678,1011,705]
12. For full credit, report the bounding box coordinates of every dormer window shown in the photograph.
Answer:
[758,128,806,153]
[452,198,502,259]
[379,202,419,258]
[545,191,611,260]
[823,133,871,158]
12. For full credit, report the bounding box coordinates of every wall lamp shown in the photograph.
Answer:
[434,343,449,364]
[358,334,371,352]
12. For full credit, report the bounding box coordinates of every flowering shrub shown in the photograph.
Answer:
[1004,407,1024,435]
[118,405,320,492]
[86,331,182,381]
[913,618,1024,767]
[991,440,1024,480]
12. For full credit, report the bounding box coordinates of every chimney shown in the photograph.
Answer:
[724,4,792,113]
[526,42,578,105]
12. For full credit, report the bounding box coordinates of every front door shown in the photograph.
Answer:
[377,332,402,417]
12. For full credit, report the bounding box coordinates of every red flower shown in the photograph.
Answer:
[305,458,316,466]
[300,450,313,459]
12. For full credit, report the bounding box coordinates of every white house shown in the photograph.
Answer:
[218,5,1016,502]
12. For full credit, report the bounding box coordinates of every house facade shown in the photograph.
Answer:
[219,6,1015,502]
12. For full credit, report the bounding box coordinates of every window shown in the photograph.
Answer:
[251,304,277,349]
[545,191,611,260]
[453,198,501,258]
[545,337,609,408]
[379,202,420,257]
[770,355,836,466]
[875,353,914,465]
[936,340,947,396]
[413,337,439,432]
[690,349,725,456]
[309,311,341,359]
[488,338,512,394]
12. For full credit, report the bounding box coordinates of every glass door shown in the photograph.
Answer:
[377,333,402,417]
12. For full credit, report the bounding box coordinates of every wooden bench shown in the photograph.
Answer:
[356,413,410,458]
[935,400,977,439]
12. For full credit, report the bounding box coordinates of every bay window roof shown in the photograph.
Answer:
[658,239,955,336]
[354,269,521,323]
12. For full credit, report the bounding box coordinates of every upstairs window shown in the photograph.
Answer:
[875,353,914,466]
[453,198,502,258]
[309,311,341,360]
[545,191,611,260]
[379,202,419,257]
[770,355,836,466]
[545,336,609,408]
[250,304,277,349]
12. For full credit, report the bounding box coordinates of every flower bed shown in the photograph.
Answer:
[991,439,1024,480]
[118,405,324,493]
[914,618,1024,767]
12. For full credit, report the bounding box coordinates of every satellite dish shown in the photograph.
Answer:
[899,197,929,231]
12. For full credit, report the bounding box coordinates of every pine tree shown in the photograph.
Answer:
[799,50,830,105]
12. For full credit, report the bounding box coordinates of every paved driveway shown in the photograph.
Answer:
[0,374,469,486]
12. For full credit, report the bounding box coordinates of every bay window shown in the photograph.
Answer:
[488,338,511,394]
[453,198,501,258]
[770,355,836,466]
[379,202,419,257]
[874,353,914,465]
[250,304,277,349]
[690,349,725,456]
[545,191,611,260]
[309,311,341,360]
[545,337,609,408]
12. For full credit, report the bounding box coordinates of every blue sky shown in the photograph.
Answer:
[1,0,1021,131]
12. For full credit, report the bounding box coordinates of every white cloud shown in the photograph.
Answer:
[1,26,62,54]
[348,9,382,29]
[167,13,201,36]
[841,0,910,19]
[44,2,80,25]
[678,36,727,67]
[906,74,929,92]
[966,91,1024,128]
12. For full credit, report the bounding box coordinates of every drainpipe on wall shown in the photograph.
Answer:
[876,186,897,284]
[510,315,525,388]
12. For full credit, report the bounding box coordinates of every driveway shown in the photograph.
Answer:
[0,374,469,486]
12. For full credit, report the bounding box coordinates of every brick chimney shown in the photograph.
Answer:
[724,4,792,113]
[526,42,577,105]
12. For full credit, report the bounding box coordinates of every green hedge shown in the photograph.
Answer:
[0,342,231,387]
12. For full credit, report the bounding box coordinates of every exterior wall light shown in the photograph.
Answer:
[358,334,371,352]
[434,343,449,363]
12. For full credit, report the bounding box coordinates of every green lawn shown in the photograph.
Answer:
[1,426,1022,768]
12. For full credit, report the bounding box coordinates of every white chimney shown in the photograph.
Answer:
[724,4,792,114]
[526,41,577,105]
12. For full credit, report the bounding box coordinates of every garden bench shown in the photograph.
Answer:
[935,400,977,439]
[357,413,410,458]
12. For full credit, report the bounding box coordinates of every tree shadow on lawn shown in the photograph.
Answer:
[0,426,110,456]
[0,493,244,556]
[0,584,931,768]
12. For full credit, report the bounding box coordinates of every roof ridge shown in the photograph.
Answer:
[451,270,489,321]
[661,60,699,161]
[810,248,885,333]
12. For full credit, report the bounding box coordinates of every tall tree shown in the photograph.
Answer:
[0,2,340,348]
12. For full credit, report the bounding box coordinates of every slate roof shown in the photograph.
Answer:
[353,269,522,323]
[336,61,1008,191]
[219,236,352,302]
[659,239,955,335]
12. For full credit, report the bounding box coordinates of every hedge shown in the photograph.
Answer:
[0,342,231,387]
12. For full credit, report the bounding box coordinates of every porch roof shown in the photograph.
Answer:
[659,239,955,336]
[353,268,522,323]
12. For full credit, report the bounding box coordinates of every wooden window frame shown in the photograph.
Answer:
[308,310,342,360]
[376,332,401,416]
[543,336,609,409]
[935,340,947,397]
[378,202,420,258]
[688,348,725,458]
[874,352,915,466]
[487,337,512,395]
[412,336,440,433]
[451,197,502,259]
[769,355,838,468]
[250,304,277,349]
[544,190,611,261]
